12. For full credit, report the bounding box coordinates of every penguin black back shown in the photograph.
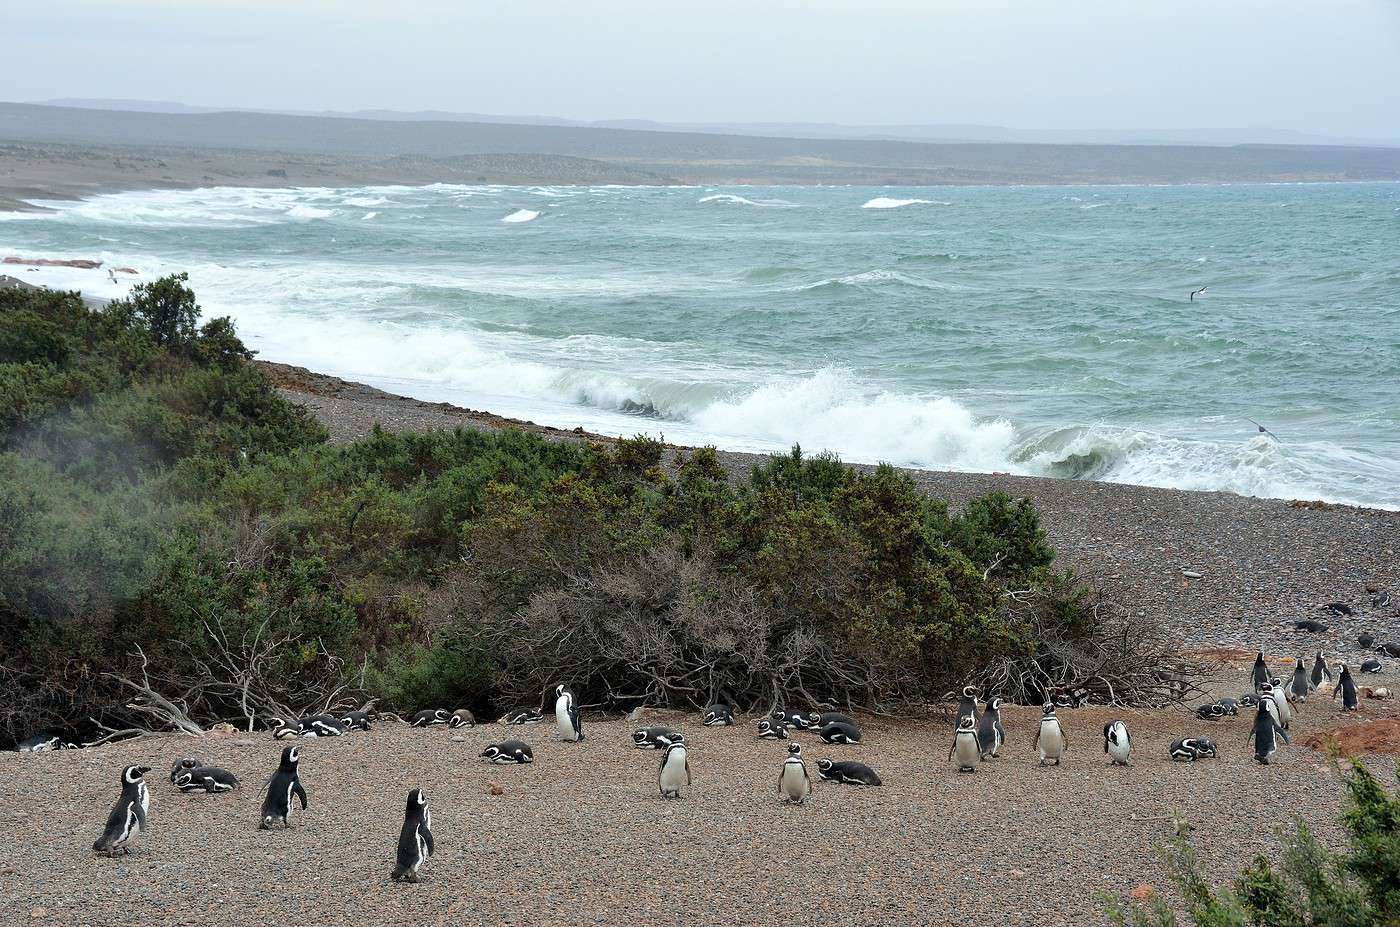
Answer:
[391,788,434,883]
[1333,664,1358,710]
[94,765,151,856]
[259,745,307,828]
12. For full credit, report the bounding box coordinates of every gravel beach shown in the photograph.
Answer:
[3,680,1397,927]
[262,361,1400,658]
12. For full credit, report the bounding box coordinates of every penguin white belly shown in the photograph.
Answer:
[659,753,688,795]
[555,695,576,741]
[1270,690,1291,728]
[1108,738,1130,765]
[1039,723,1064,763]
[780,763,809,802]
[953,733,980,770]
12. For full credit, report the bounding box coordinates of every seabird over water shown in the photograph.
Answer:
[1189,285,1208,301]
[1246,418,1278,441]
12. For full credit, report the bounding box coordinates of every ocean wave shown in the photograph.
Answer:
[343,195,387,207]
[502,209,541,223]
[287,204,334,220]
[1078,202,1111,210]
[861,197,949,209]
[698,193,796,207]
[362,212,378,221]
[793,269,953,292]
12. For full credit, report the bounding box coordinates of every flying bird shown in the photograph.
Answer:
[1246,418,1278,441]
[1189,285,1208,301]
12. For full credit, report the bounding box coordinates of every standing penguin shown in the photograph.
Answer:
[93,765,151,856]
[1333,664,1359,711]
[1268,679,1292,730]
[1248,699,1291,764]
[1251,651,1269,691]
[657,740,691,799]
[259,745,308,829]
[955,686,980,727]
[1309,652,1331,691]
[778,742,811,805]
[977,696,1006,760]
[554,684,584,742]
[390,788,434,883]
[1034,703,1066,767]
[1103,720,1131,766]
[1258,684,1283,728]
[949,715,981,772]
[1290,658,1310,703]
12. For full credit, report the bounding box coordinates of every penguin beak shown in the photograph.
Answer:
[138,766,152,774]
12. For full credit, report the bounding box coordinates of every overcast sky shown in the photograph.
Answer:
[5,0,1399,136]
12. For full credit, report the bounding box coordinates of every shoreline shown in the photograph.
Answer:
[260,361,1400,657]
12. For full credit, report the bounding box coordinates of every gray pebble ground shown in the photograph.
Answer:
[2,675,1396,927]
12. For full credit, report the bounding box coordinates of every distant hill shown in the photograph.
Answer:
[5,101,1400,188]
[32,98,1400,148]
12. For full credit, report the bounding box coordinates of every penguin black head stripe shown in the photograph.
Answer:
[787,741,802,756]
[282,745,300,768]
[124,765,152,784]
[957,715,975,732]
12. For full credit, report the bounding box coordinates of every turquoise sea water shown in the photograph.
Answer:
[3,182,1398,507]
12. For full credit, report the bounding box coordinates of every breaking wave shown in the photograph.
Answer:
[502,209,541,223]
[861,197,950,209]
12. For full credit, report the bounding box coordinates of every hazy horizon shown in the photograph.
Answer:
[5,0,1399,138]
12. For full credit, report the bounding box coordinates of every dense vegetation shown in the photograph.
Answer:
[1107,758,1400,927]
[2,277,1105,744]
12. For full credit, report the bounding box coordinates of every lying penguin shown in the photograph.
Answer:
[815,759,882,786]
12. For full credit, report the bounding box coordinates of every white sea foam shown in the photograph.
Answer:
[698,193,796,207]
[794,269,953,291]
[861,197,948,209]
[287,204,333,220]
[502,209,541,223]
[362,212,378,221]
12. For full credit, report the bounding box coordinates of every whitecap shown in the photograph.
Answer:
[861,197,948,209]
[502,209,541,224]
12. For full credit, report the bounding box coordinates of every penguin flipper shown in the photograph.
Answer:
[1278,725,1291,745]
[685,756,692,786]
[292,778,308,810]
[421,821,434,857]
[133,800,148,833]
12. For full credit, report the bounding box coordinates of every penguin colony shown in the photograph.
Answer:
[60,646,1384,878]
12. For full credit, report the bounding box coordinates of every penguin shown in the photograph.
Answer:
[340,711,373,731]
[1358,632,1377,649]
[657,740,691,799]
[169,757,201,783]
[1380,642,1400,658]
[1169,738,1200,762]
[1251,651,1269,691]
[1267,679,1292,729]
[955,686,979,727]
[774,710,818,731]
[1191,738,1218,758]
[778,742,811,805]
[306,716,344,737]
[411,709,450,728]
[174,767,239,793]
[949,715,980,772]
[633,727,683,749]
[1033,703,1066,766]
[814,759,882,786]
[701,703,733,726]
[1195,703,1226,721]
[15,734,62,753]
[480,740,533,764]
[1103,720,1131,766]
[273,722,301,740]
[553,684,584,742]
[1290,658,1310,702]
[1309,652,1331,691]
[1258,684,1283,728]
[755,719,789,740]
[816,721,861,744]
[1295,619,1328,633]
[500,708,544,726]
[1248,699,1291,764]
[390,788,434,883]
[1237,692,1259,709]
[1216,697,1239,716]
[809,711,856,728]
[1333,664,1359,711]
[1359,658,1383,674]
[259,745,308,829]
[448,709,476,729]
[93,765,151,856]
[977,696,1006,759]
